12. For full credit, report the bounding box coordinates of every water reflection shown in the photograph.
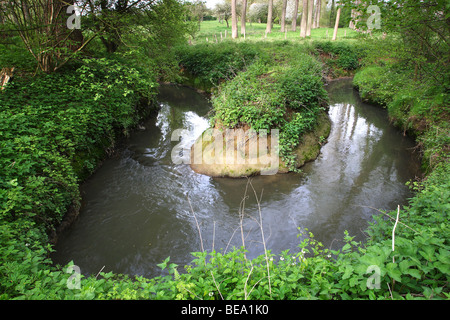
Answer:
[51,80,421,278]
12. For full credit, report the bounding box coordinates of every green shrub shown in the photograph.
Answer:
[211,61,285,131]
[353,65,408,106]
[278,58,328,111]
[0,56,159,299]
[313,41,361,72]
[0,40,36,72]
[174,42,260,87]
[209,50,328,170]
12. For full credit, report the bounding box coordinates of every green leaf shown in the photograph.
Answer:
[399,260,414,273]
[419,246,436,262]
[386,263,402,282]
[157,257,170,270]
[342,265,354,279]
[433,262,450,274]
[406,269,422,279]
[342,243,351,252]
[349,277,359,287]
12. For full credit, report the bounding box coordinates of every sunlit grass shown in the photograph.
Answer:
[193,20,359,44]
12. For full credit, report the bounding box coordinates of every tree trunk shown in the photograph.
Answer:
[306,0,313,36]
[332,7,341,40]
[300,0,307,37]
[313,0,321,28]
[231,0,238,38]
[280,0,287,32]
[241,0,247,35]
[312,0,318,28]
[266,0,273,34]
[291,0,299,31]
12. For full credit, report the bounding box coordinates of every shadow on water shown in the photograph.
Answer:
[51,80,421,278]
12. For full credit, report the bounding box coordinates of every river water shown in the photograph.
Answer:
[51,79,421,278]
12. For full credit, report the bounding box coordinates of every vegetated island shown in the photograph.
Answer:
[186,50,331,178]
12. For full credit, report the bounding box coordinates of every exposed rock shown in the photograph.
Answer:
[190,111,331,177]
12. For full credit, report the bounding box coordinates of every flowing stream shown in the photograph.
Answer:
[52,79,421,278]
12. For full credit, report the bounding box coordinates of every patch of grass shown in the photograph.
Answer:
[194,20,359,44]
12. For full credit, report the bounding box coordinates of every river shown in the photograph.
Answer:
[51,79,421,278]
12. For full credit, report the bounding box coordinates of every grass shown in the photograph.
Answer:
[193,20,359,44]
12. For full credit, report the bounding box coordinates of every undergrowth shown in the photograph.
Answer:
[0,53,159,299]
[0,39,448,300]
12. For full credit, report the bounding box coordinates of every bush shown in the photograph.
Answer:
[313,41,361,72]
[211,61,285,131]
[174,42,260,87]
[353,59,449,172]
[278,59,328,111]
[0,57,159,298]
[353,65,408,106]
[210,49,328,171]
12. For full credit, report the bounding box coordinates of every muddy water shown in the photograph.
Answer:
[51,80,421,278]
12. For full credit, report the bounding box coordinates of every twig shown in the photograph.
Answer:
[239,179,251,258]
[387,282,393,300]
[392,205,400,263]
[210,271,224,300]
[224,226,240,254]
[356,205,420,234]
[186,194,204,253]
[249,181,272,297]
[247,275,269,299]
[244,265,254,300]
[95,265,105,279]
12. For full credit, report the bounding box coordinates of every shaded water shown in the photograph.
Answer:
[52,79,421,278]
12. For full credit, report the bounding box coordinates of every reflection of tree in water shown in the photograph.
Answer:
[51,82,422,279]
[157,84,211,115]
[310,96,419,246]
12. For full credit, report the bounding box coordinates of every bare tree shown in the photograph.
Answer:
[1,0,87,73]
[299,0,307,37]
[291,0,299,31]
[280,0,288,32]
[241,0,247,35]
[313,0,321,28]
[266,0,273,34]
[214,1,231,28]
[306,0,313,36]
[332,6,341,40]
[231,0,238,38]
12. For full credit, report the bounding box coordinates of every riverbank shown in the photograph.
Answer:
[0,57,160,298]
[147,58,448,299]
[130,41,448,299]
[0,38,447,300]
[177,42,342,176]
